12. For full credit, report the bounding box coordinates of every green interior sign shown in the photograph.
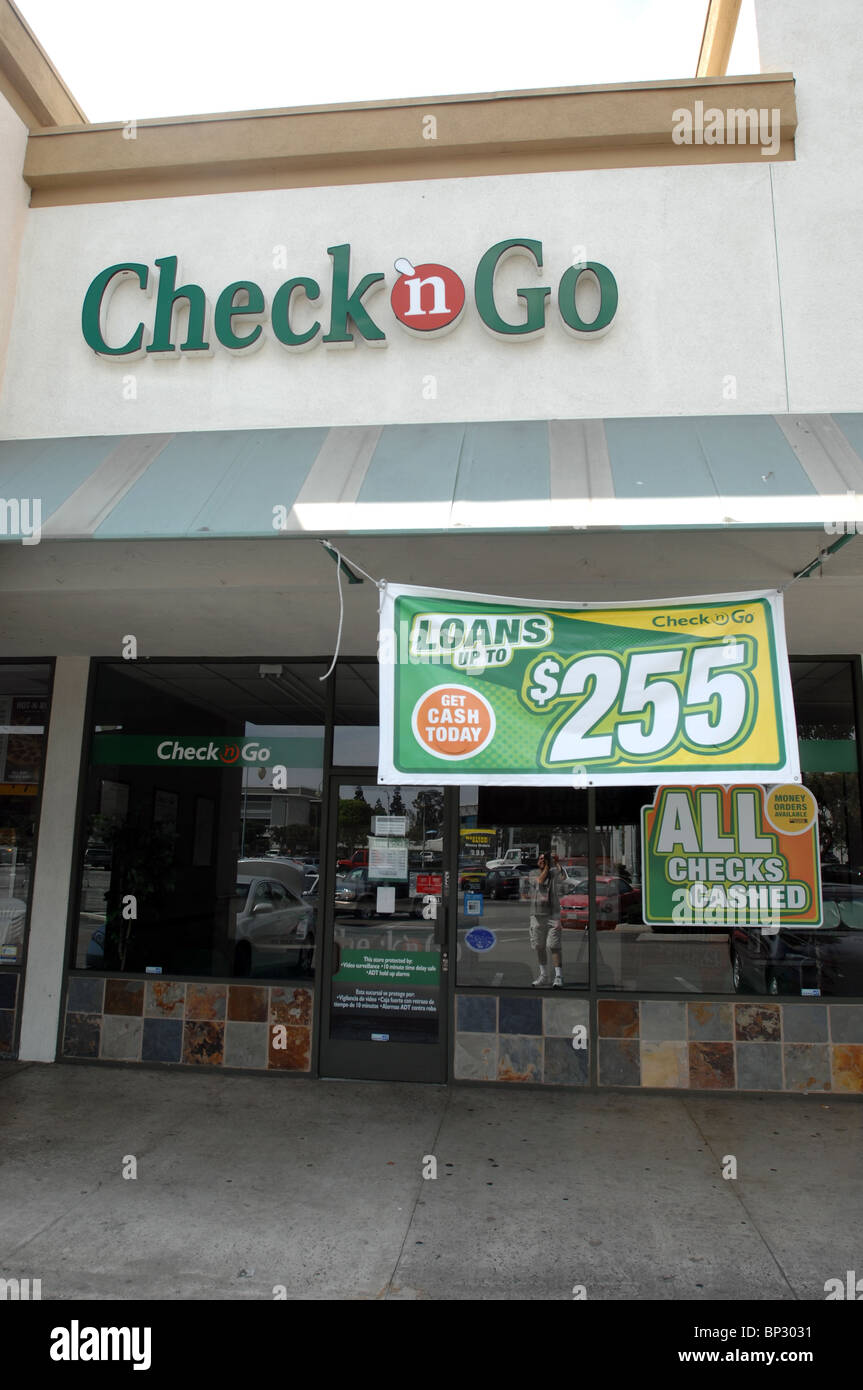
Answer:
[92,734,324,768]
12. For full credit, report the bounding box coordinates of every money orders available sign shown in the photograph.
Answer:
[378,585,799,787]
[641,784,822,927]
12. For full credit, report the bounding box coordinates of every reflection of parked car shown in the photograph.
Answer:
[84,845,112,870]
[232,859,314,976]
[486,845,539,871]
[560,876,641,929]
[459,859,488,892]
[730,884,863,996]
[334,868,423,920]
[86,925,105,969]
[485,867,522,900]
[337,849,369,872]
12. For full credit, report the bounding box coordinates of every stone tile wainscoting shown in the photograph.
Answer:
[61,977,314,1072]
[454,994,863,1093]
[455,993,590,1085]
[0,971,20,1057]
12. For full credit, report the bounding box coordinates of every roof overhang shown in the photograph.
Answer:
[3,414,863,543]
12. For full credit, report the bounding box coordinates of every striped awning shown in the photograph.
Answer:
[3,414,863,541]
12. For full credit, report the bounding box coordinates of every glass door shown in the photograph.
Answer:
[318,777,448,1082]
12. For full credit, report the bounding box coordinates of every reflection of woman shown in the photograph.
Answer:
[530,853,565,988]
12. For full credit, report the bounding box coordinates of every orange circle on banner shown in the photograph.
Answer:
[390,262,465,333]
[412,685,495,760]
[766,784,817,835]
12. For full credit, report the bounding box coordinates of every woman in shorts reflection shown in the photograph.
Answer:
[530,852,566,988]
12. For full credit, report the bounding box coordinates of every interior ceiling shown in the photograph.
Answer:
[95,660,330,724]
[1,528,862,659]
[0,663,53,694]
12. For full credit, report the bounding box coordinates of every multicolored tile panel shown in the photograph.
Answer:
[62,976,312,1072]
[455,994,863,1092]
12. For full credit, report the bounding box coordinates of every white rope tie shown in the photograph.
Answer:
[318,540,385,680]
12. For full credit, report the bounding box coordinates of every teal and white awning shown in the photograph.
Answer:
[3,415,863,541]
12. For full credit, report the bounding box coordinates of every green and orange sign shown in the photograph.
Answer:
[642,784,822,927]
[379,584,800,787]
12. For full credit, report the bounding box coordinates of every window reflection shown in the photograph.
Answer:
[595,785,733,993]
[329,782,442,1044]
[595,663,863,996]
[0,663,52,968]
[75,662,325,980]
[456,786,589,989]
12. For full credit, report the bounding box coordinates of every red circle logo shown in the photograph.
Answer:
[390,257,465,335]
[220,744,240,764]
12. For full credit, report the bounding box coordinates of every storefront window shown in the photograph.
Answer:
[73,661,325,980]
[456,786,589,988]
[0,663,52,968]
[593,661,863,997]
[593,783,734,993]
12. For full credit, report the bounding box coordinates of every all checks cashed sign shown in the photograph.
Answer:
[641,784,822,927]
[378,585,800,787]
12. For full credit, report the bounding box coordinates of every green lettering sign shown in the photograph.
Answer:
[474,238,550,337]
[271,276,321,349]
[557,261,619,336]
[322,243,386,346]
[214,280,266,350]
[81,262,149,356]
[146,255,210,355]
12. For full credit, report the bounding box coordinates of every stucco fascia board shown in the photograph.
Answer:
[23,75,795,206]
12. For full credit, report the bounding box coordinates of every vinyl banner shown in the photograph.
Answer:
[378,585,800,787]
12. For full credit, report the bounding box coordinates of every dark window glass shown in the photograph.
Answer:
[73,662,324,980]
[597,661,863,997]
[333,662,379,765]
[0,663,52,968]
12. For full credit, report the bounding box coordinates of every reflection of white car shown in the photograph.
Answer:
[232,859,314,977]
[486,846,539,871]
[0,896,26,949]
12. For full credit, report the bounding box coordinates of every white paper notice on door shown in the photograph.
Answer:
[368,836,408,879]
[376,885,396,914]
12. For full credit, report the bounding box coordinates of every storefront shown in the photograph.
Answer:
[2,0,863,1093]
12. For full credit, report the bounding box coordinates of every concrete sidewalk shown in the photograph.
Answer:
[0,1062,860,1301]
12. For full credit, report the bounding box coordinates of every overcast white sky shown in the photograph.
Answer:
[15,0,760,123]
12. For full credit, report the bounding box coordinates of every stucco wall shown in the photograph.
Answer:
[756,0,863,412]
[0,87,29,399]
[0,161,788,439]
[0,2,860,441]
